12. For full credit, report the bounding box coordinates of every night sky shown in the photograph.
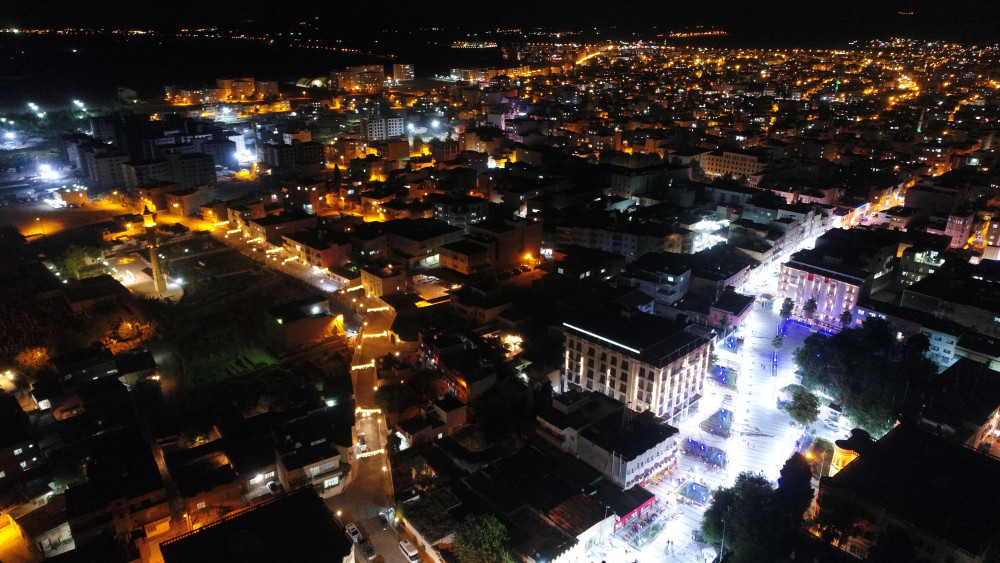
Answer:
[4,0,1000,44]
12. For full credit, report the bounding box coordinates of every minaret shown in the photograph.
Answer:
[916,106,926,134]
[143,206,167,296]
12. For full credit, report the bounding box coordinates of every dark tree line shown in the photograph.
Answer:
[793,318,937,437]
[701,454,815,562]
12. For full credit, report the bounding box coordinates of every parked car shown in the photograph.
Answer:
[378,512,390,529]
[357,433,367,451]
[345,523,363,543]
[359,540,377,560]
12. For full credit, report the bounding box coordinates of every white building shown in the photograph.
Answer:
[562,310,712,422]
[362,117,405,141]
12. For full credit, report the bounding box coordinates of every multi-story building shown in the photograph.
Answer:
[817,424,1000,562]
[536,390,680,489]
[557,222,692,262]
[382,218,465,269]
[361,117,405,141]
[282,230,351,270]
[852,299,963,370]
[123,159,170,188]
[0,394,42,482]
[696,149,769,179]
[469,217,543,269]
[429,193,490,232]
[361,264,406,298]
[900,259,1000,338]
[243,211,318,246]
[66,429,170,550]
[165,442,243,529]
[562,309,712,422]
[778,229,905,325]
[778,255,868,327]
[393,63,415,82]
[82,149,130,190]
[273,407,353,499]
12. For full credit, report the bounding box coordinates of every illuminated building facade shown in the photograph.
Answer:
[696,149,769,179]
[562,311,711,423]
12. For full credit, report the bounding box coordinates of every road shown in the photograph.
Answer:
[600,259,849,563]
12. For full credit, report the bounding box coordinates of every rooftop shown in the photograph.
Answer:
[824,424,1000,557]
[563,310,711,368]
[160,490,352,563]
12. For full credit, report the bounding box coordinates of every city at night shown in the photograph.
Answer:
[1,2,1000,562]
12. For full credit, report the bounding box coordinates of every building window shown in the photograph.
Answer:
[13,448,22,456]
[323,476,340,489]
[19,461,27,470]
[197,501,206,510]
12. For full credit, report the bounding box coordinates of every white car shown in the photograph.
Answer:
[345,522,363,543]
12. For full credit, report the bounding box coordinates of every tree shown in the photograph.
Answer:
[807,438,834,478]
[792,319,929,438]
[784,385,820,426]
[452,514,515,563]
[773,453,814,526]
[57,244,102,279]
[780,298,794,320]
[840,309,853,328]
[721,314,731,337]
[701,472,783,563]
[15,346,49,375]
[803,298,818,320]
[771,335,784,351]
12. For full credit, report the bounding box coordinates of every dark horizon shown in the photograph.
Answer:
[4,0,1000,45]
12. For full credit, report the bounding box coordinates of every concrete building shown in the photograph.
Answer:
[696,149,770,179]
[273,407,354,498]
[361,264,406,298]
[393,63,415,82]
[282,230,351,270]
[0,393,42,482]
[65,429,170,552]
[362,117,405,141]
[562,309,712,422]
[243,211,318,246]
[817,424,1000,563]
[429,193,490,232]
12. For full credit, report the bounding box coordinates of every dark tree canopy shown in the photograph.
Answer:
[792,317,937,437]
[780,298,795,320]
[802,298,818,319]
[774,453,814,525]
[452,513,515,563]
[784,385,820,426]
[700,464,812,563]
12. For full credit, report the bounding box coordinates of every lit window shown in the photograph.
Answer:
[197,501,206,510]
[13,448,22,456]
[323,476,340,489]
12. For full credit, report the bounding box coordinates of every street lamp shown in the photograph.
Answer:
[35,217,44,236]
[805,450,829,477]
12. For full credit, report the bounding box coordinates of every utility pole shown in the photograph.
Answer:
[720,517,727,563]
